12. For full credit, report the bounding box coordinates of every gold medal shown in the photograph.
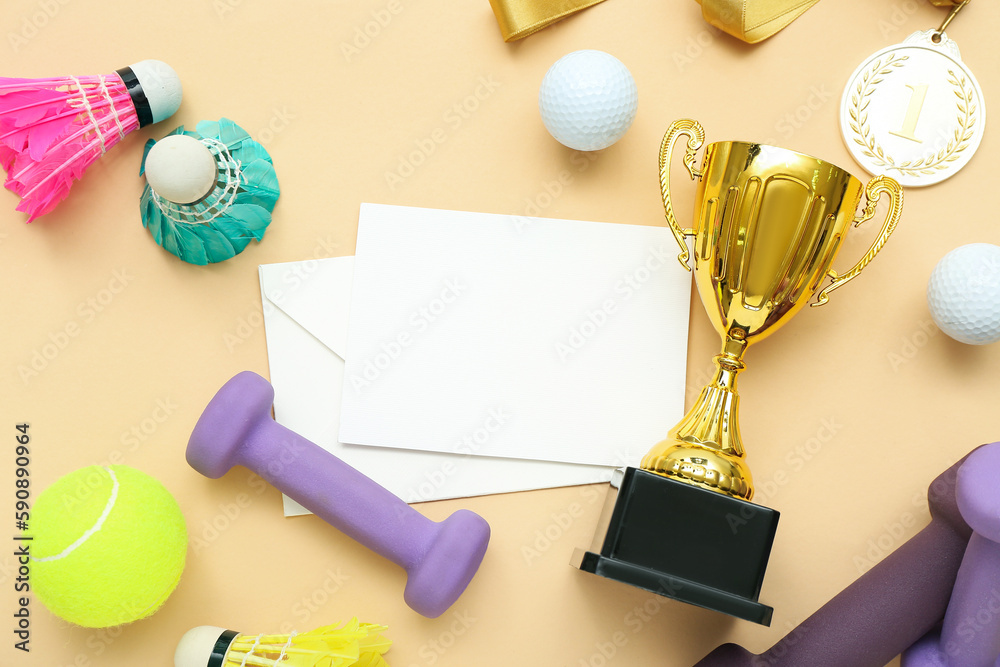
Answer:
[840,1,986,187]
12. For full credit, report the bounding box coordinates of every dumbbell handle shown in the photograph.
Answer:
[239,417,436,569]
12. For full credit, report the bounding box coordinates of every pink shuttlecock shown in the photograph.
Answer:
[0,60,182,222]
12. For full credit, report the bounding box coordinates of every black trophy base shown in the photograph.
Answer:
[572,467,779,626]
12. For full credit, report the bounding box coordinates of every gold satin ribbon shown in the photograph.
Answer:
[488,0,609,42]
[697,0,965,44]
[695,0,820,43]
[490,0,962,44]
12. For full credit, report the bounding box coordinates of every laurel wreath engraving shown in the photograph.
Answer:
[848,54,977,178]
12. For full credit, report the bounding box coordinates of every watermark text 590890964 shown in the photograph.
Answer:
[13,423,32,652]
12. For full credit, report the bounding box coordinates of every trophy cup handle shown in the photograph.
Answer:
[659,119,706,270]
[812,175,903,307]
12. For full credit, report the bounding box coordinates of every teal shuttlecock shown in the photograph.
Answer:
[139,118,279,265]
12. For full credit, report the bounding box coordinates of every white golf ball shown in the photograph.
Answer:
[927,243,1000,345]
[539,50,638,152]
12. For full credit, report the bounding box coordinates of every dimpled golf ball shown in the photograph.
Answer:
[539,50,638,152]
[927,243,1000,345]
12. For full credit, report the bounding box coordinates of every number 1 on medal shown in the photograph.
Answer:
[890,83,929,143]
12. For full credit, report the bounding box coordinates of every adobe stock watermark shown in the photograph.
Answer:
[851,452,961,575]
[671,6,737,72]
[87,398,179,470]
[70,623,129,665]
[17,268,134,385]
[853,511,920,575]
[212,0,249,19]
[578,630,631,667]
[747,618,812,667]
[49,594,193,664]
[274,565,352,634]
[384,76,502,191]
[576,577,687,667]
[555,245,672,363]
[8,0,72,53]
[256,107,296,146]
[404,609,477,667]
[852,486,931,574]
[190,475,269,555]
[51,465,121,512]
[403,407,510,505]
[726,416,843,534]
[340,0,405,62]
[521,485,603,566]
[942,588,1000,659]
[348,278,467,393]
[672,25,723,72]
[877,0,933,40]
[118,398,177,450]
[223,234,340,352]
[759,84,836,145]
[582,584,806,666]
[454,408,509,456]
[887,318,938,372]
[684,358,723,405]
[192,438,307,555]
[509,151,601,232]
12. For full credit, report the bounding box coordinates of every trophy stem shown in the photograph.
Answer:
[640,334,754,500]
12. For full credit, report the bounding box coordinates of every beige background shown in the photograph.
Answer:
[2,1,998,665]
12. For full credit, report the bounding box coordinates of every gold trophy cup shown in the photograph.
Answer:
[574,119,903,625]
[644,118,903,500]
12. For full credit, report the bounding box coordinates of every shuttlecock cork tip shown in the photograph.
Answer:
[145,134,218,204]
[124,60,182,126]
[174,626,236,667]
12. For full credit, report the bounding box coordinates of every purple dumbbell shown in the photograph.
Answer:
[902,443,1000,667]
[187,371,491,618]
[694,444,984,667]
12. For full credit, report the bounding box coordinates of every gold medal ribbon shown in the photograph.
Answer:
[489,0,962,44]
[488,0,609,42]
[695,0,821,43]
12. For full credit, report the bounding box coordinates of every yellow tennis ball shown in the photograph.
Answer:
[32,465,187,628]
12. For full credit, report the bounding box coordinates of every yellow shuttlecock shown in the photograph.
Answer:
[174,618,390,667]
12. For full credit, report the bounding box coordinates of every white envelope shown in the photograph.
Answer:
[259,256,617,517]
[340,203,693,467]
